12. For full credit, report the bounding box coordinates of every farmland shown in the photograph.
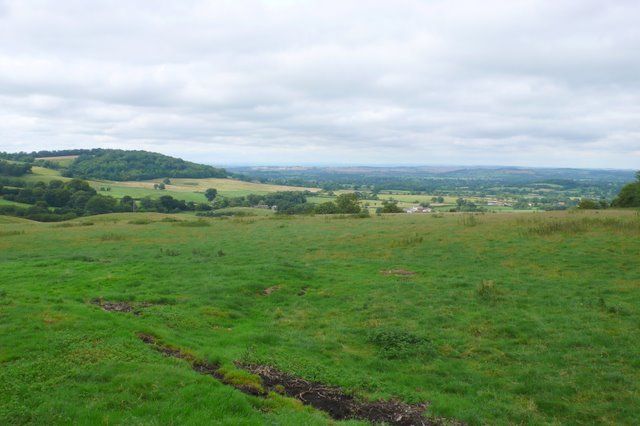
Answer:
[1,210,639,424]
[7,165,317,204]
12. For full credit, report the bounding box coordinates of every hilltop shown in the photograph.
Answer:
[1,149,227,181]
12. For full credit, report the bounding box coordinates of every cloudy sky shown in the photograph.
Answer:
[0,0,639,168]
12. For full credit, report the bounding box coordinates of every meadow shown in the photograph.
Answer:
[14,165,317,203]
[1,209,639,424]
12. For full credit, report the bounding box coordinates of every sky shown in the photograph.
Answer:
[0,0,639,168]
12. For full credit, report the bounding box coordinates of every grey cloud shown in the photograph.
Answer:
[0,0,639,168]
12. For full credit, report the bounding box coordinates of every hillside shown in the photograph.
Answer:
[0,210,638,424]
[63,149,227,181]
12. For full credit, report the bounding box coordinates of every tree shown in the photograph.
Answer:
[577,198,599,209]
[380,200,403,213]
[204,188,218,202]
[85,195,117,215]
[0,160,31,176]
[315,201,339,214]
[335,193,361,213]
[163,178,171,185]
[612,172,640,207]
[120,195,135,211]
[157,183,165,190]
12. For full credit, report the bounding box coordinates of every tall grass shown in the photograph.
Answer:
[524,216,640,236]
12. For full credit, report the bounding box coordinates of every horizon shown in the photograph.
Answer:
[5,145,638,172]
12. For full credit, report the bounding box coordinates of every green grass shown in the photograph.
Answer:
[36,155,78,167]
[0,210,639,424]
[0,198,32,208]
[8,165,319,204]
[92,183,209,203]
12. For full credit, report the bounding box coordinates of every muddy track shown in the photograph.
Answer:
[241,363,434,425]
[138,333,443,425]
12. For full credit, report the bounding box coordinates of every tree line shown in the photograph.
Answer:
[0,160,32,177]
[0,178,213,222]
[0,149,227,181]
[202,191,367,215]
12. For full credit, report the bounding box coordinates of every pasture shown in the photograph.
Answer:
[15,166,318,203]
[1,210,638,424]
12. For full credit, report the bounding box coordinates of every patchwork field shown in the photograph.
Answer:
[1,210,638,424]
[13,166,317,203]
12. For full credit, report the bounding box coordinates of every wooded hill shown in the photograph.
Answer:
[0,149,227,181]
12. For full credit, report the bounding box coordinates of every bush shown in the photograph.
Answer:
[477,280,499,302]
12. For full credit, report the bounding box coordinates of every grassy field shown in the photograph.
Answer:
[1,210,638,424]
[35,155,78,167]
[11,166,318,203]
[12,166,526,213]
[0,198,32,208]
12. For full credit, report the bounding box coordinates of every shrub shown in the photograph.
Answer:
[160,248,180,257]
[477,280,499,302]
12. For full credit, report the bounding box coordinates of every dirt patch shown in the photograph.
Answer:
[92,298,150,315]
[138,333,449,425]
[242,364,433,425]
[381,269,416,277]
[262,285,281,296]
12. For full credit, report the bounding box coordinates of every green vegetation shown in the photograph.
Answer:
[0,178,213,222]
[231,166,636,211]
[64,149,226,181]
[612,172,640,207]
[0,160,31,176]
[379,200,403,213]
[0,210,638,424]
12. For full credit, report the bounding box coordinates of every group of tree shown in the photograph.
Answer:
[0,160,32,177]
[0,178,212,221]
[378,200,404,213]
[450,198,486,213]
[1,149,227,182]
[208,191,365,215]
[612,171,640,207]
[212,191,315,214]
[577,199,609,209]
[63,149,227,181]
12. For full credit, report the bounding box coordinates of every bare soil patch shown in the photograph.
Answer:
[242,364,434,425]
[92,298,151,315]
[262,285,281,296]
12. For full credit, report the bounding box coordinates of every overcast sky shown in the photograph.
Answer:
[0,0,639,168]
